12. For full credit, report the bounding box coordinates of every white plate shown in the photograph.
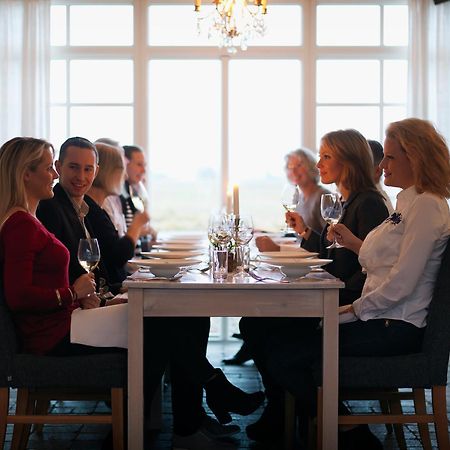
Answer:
[259,251,319,259]
[129,258,203,267]
[153,243,207,251]
[141,250,205,259]
[262,258,332,267]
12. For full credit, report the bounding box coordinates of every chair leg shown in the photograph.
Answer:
[379,399,393,433]
[0,387,10,449]
[284,390,296,450]
[111,388,124,450]
[431,386,450,450]
[388,397,407,450]
[413,388,432,450]
[11,388,34,450]
[33,399,50,435]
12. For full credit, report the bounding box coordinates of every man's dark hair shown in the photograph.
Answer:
[123,145,143,161]
[368,140,384,167]
[59,137,98,164]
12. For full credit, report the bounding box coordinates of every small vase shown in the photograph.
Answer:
[227,250,237,273]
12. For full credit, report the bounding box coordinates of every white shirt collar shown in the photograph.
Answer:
[396,186,418,212]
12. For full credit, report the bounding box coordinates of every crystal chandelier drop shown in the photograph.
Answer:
[194,0,268,53]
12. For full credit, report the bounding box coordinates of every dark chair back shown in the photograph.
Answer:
[420,237,450,385]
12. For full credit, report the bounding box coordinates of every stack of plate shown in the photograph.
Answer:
[130,235,207,278]
[258,250,332,279]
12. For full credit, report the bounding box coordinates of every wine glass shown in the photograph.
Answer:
[281,184,301,233]
[208,214,232,250]
[232,215,254,278]
[77,238,101,273]
[320,193,343,249]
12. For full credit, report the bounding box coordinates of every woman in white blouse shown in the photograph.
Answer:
[265,118,450,449]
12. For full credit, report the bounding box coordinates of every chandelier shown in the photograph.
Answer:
[194,0,268,53]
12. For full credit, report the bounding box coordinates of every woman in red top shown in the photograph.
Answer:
[0,137,96,355]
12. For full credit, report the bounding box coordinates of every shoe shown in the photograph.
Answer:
[172,429,237,450]
[200,415,240,439]
[205,369,265,424]
[245,400,284,442]
[222,343,252,365]
[338,424,383,450]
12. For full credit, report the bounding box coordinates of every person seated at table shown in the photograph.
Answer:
[77,139,265,448]
[263,118,450,449]
[368,139,394,214]
[240,129,389,443]
[256,147,330,252]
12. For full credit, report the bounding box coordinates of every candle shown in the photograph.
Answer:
[233,184,240,216]
[194,0,201,11]
[226,187,232,214]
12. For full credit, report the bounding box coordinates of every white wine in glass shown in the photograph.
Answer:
[78,238,101,272]
[281,184,301,232]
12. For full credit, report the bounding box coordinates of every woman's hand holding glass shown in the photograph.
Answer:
[285,211,308,236]
[331,224,363,255]
[73,272,98,309]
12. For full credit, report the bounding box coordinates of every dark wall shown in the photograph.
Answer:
[434,0,450,4]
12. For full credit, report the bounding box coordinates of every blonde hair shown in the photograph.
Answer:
[386,118,450,198]
[321,129,379,195]
[93,142,125,195]
[0,137,54,226]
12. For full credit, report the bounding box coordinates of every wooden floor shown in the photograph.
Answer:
[3,341,450,449]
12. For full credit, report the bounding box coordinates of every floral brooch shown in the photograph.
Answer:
[385,212,402,225]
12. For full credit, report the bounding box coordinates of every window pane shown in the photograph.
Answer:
[317,5,380,46]
[383,60,407,103]
[50,106,67,152]
[383,106,407,132]
[51,5,66,46]
[50,60,67,103]
[317,60,380,103]
[70,5,133,46]
[149,5,214,46]
[384,5,408,46]
[70,106,133,144]
[70,60,133,103]
[316,106,380,146]
[251,5,302,46]
[148,60,221,231]
[229,60,302,231]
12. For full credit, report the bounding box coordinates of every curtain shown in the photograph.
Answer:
[0,0,51,144]
[408,0,450,142]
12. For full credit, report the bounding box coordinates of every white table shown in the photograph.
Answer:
[125,271,343,450]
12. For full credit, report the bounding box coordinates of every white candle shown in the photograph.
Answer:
[226,187,232,214]
[233,184,240,216]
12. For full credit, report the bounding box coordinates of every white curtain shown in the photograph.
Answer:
[408,0,450,142]
[0,0,51,144]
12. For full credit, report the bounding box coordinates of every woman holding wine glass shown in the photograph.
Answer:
[256,147,330,252]
[240,129,389,443]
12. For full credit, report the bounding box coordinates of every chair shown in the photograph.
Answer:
[321,238,450,449]
[0,289,127,450]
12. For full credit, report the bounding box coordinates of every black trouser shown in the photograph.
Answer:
[50,317,212,436]
[248,317,425,417]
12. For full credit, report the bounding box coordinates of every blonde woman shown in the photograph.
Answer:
[0,137,96,356]
[266,119,450,449]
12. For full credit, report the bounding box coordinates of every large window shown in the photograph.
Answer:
[50,0,408,337]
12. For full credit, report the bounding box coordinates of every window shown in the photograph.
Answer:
[50,1,408,338]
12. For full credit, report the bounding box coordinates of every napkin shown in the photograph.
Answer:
[70,303,128,349]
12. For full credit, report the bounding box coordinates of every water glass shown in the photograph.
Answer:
[212,249,228,281]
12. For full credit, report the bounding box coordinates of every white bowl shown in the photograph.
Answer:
[259,250,319,259]
[129,258,202,278]
[264,258,333,280]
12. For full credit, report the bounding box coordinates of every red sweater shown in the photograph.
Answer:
[1,211,79,355]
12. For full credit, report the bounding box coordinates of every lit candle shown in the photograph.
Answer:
[194,0,201,12]
[233,184,240,216]
[226,186,232,214]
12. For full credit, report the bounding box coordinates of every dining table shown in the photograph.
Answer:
[124,268,344,450]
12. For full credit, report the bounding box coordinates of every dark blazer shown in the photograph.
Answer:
[37,183,98,285]
[302,190,389,305]
[84,195,135,285]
